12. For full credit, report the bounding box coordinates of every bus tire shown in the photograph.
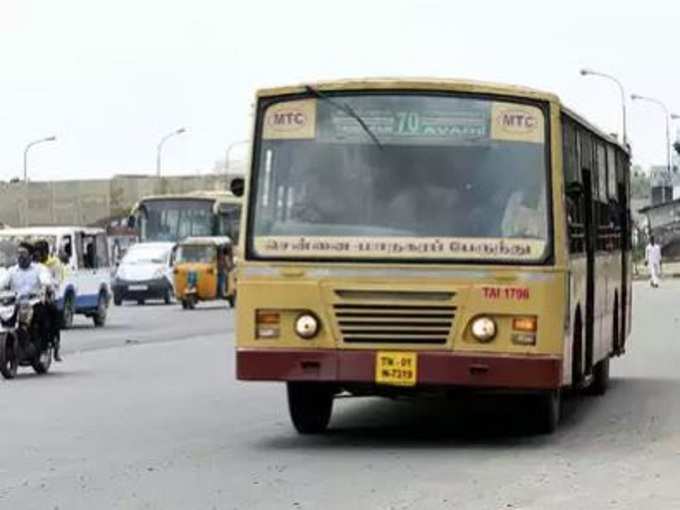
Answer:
[587,358,610,396]
[287,382,334,435]
[536,390,561,434]
[61,293,75,330]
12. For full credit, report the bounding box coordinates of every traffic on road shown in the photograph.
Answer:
[5,4,680,509]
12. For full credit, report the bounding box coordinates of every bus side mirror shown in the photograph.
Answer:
[230,178,245,197]
[127,216,136,229]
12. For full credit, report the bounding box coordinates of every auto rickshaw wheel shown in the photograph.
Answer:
[182,296,196,310]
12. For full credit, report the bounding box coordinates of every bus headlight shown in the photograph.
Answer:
[470,316,497,343]
[295,313,319,339]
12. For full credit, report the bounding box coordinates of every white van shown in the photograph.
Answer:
[0,227,112,328]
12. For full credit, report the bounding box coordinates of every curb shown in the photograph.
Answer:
[632,273,680,281]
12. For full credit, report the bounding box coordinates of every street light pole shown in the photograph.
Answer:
[580,68,628,146]
[23,135,57,183]
[156,127,187,177]
[631,94,672,179]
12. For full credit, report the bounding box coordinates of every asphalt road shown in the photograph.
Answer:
[2,282,680,509]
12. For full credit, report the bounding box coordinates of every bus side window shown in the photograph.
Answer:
[81,235,96,269]
[75,233,85,269]
[595,142,610,252]
[562,116,585,254]
[60,235,73,264]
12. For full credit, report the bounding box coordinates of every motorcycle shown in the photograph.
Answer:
[0,289,54,379]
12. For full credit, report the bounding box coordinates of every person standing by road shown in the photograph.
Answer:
[645,235,662,288]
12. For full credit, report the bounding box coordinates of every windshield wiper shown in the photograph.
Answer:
[305,85,383,150]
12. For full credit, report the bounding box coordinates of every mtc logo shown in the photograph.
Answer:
[499,110,537,132]
[268,110,307,131]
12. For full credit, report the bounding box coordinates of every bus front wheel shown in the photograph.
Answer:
[535,390,561,434]
[287,382,334,434]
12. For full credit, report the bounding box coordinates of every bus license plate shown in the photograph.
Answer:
[129,285,148,291]
[375,352,417,387]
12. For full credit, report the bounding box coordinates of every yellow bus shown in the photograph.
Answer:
[233,78,632,434]
[129,190,241,244]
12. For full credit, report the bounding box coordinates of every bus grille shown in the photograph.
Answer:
[333,303,456,345]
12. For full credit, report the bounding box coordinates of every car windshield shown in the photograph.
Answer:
[122,245,169,265]
[251,93,549,262]
[176,245,215,264]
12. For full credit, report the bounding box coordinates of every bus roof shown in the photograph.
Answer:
[179,236,233,246]
[138,190,241,203]
[256,77,630,154]
[256,77,560,102]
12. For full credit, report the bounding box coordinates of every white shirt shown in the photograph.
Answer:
[0,263,52,298]
[646,243,662,265]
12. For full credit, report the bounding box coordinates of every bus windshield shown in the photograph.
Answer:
[251,93,550,262]
[218,204,241,245]
[139,199,214,242]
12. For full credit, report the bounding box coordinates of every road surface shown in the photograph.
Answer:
[1,282,680,509]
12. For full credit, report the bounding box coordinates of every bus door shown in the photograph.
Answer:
[582,169,596,377]
[617,157,630,353]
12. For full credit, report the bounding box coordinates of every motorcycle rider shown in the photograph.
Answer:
[34,240,63,361]
[0,242,55,356]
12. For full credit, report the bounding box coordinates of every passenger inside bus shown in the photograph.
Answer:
[259,140,548,241]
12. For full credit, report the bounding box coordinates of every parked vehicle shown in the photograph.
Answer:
[111,242,175,305]
[0,227,112,328]
[0,289,54,379]
[174,237,235,309]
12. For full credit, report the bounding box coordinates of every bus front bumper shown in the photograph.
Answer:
[237,349,562,390]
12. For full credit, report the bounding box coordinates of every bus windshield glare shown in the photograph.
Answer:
[251,93,550,262]
[139,199,214,242]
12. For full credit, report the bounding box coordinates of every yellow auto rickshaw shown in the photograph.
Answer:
[173,236,236,309]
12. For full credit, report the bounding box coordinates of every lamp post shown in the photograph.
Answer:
[580,68,628,146]
[23,135,57,183]
[631,94,671,184]
[156,127,187,177]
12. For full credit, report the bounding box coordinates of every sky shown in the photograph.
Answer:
[1,0,678,181]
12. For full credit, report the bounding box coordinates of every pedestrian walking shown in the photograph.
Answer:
[645,236,662,288]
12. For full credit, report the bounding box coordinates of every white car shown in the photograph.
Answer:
[111,242,175,305]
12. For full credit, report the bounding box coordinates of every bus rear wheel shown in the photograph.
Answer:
[587,358,610,396]
[287,382,334,434]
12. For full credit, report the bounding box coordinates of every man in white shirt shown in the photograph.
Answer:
[0,243,56,355]
[0,244,50,297]
[645,236,662,288]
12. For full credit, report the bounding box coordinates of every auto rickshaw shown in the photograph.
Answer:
[173,236,236,309]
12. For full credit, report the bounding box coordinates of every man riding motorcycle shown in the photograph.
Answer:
[0,243,56,357]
